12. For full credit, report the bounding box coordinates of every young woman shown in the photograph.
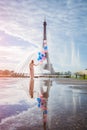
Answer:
[29,60,38,79]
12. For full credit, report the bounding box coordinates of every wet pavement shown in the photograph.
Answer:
[0,78,87,130]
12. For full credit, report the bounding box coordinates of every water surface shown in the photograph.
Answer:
[0,78,87,130]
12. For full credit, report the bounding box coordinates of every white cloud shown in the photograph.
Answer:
[0,0,87,71]
[0,45,38,70]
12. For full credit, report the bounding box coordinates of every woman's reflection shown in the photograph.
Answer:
[29,79,34,98]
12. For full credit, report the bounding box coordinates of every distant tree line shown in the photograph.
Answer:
[0,69,25,77]
[55,71,71,75]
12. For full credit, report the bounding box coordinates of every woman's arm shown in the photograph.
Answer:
[34,63,39,66]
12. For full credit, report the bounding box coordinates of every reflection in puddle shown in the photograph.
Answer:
[28,78,52,130]
[37,93,48,130]
[29,79,34,98]
[0,78,87,130]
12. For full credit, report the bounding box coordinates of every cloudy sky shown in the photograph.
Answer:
[0,0,87,72]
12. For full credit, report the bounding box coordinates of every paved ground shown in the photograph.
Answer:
[55,78,87,85]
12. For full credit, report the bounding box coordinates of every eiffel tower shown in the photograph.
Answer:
[42,20,55,74]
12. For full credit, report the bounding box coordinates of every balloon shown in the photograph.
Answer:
[40,95,43,98]
[42,57,46,60]
[44,46,47,50]
[37,98,41,103]
[37,49,47,62]
[37,55,42,61]
[38,103,40,108]
[37,57,40,61]
[44,45,48,50]
[43,110,47,114]
[38,52,41,55]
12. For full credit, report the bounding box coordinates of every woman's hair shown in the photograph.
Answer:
[31,60,34,63]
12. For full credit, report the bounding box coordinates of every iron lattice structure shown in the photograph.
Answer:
[42,20,55,74]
